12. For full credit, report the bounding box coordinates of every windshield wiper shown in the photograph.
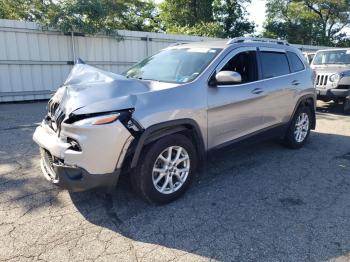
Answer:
[125,75,144,80]
[127,76,166,82]
[133,77,160,82]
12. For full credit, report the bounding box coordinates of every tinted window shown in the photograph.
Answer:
[287,52,305,72]
[260,52,290,79]
[221,51,258,83]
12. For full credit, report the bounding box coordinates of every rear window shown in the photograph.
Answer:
[260,52,290,79]
[287,52,305,72]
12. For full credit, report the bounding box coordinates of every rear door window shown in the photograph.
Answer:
[287,52,305,72]
[260,51,290,79]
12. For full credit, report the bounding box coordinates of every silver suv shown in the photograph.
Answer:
[33,37,316,204]
[311,48,350,113]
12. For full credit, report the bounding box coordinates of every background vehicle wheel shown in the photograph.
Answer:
[283,106,312,149]
[131,134,198,204]
[344,97,350,114]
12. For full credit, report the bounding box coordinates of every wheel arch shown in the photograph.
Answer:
[130,119,205,169]
[290,94,316,130]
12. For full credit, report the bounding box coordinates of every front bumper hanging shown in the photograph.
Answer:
[40,148,119,192]
[33,119,133,192]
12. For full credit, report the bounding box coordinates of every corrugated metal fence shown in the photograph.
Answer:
[0,19,326,102]
[0,19,216,102]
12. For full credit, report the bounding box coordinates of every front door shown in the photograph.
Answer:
[207,47,266,149]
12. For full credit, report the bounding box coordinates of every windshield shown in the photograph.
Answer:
[313,50,350,65]
[124,47,221,83]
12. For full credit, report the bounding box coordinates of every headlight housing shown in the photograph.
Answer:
[329,73,340,83]
[72,113,120,126]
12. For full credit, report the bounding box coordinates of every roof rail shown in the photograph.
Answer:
[227,37,289,46]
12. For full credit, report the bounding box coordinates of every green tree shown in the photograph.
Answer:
[160,0,255,37]
[159,0,214,28]
[0,0,29,20]
[120,1,162,32]
[263,0,350,46]
[165,22,223,37]
[47,0,161,34]
[0,0,53,22]
[263,0,322,44]
[159,0,217,36]
[0,0,256,37]
[213,0,255,38]
[300,0,350,44]
[0,0,161,34]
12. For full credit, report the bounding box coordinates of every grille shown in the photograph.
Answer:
[47,100,65,132]
[48,100,59,116]
[315,74,329,87]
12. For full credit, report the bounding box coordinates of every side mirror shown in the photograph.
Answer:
[215,71,242,85]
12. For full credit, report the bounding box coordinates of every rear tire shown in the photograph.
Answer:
[283,106,312,149]
[131,134,198,204]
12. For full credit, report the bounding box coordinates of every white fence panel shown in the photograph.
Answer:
[0,19,217,102]
[0,20,74,101]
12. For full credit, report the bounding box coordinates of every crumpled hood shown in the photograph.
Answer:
[50,63,177,116]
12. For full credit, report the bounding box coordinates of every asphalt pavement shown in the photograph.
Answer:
[0,101,350,262]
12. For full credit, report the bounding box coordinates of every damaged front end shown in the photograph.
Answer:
[33,61,146,192]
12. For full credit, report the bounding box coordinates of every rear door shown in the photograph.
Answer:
[257,48,298,127]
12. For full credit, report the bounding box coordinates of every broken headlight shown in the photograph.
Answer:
[72,113,120,126]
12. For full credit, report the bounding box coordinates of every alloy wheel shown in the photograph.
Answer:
[152,146,190,194]
[294,112,309,143]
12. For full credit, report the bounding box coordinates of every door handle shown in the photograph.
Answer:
[291,80,300,86]
[251,88,264,94]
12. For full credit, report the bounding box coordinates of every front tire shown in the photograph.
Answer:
[131,134,198,204]
[283,106,312,149]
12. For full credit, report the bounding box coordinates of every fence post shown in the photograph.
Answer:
[71,31,76,63]
[146,35,150,56]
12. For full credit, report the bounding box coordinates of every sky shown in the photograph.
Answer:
[154,0,267,34]
[246,0,267,34]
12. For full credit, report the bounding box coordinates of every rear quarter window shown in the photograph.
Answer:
[260,52,290,79]
[287,51,305,72]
